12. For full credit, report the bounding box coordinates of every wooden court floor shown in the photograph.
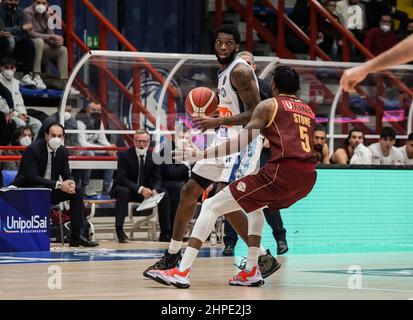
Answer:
[1,241,412,300]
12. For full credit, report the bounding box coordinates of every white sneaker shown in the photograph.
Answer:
[229,265,265,287]
[33,75,47,90]
[69,87,80,95]
[21,74,36,87]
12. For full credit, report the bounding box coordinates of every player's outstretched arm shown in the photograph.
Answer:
[340,35,413,92]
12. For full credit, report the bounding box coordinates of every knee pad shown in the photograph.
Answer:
[248,209,265,237]
[190,188,241,243]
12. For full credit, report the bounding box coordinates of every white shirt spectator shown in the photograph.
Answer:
[368,142,404,165]
[77,120,111,147]
[0,73,26,115]
[398,146,413,165]
[350,143,371,164]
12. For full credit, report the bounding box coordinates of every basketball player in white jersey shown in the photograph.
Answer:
[143,25,280,279]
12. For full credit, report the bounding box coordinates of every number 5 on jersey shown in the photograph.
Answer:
[299,125,311,152]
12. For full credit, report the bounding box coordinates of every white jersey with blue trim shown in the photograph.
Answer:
[216,57,259,139]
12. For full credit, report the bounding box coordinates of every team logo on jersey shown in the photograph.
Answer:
[220,87,227,98]
[236,182,246,192]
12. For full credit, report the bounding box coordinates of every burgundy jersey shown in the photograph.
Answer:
[262,95,317,164]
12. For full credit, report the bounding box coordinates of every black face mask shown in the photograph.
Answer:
[88,112,101,130]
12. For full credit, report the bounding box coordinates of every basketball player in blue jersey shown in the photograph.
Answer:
[143,25,280,279]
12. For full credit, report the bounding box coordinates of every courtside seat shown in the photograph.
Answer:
[1,170,18,188]
[84,198,159,241]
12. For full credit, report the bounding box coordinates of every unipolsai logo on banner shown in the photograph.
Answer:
[1,214,48,234]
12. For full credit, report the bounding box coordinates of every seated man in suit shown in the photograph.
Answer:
[12,122,98,247]
[111,129,171,243]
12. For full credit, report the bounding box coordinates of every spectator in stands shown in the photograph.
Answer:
[12,122,98,247]
[363,0,409,34]
[286,0,311,55]
[0,0,38,87]
[0,110,16,169]
[75,101,115,195]
[160,127,191,227]
[368,126,403,165]
[398,19,413,42]
[1,125,33,170]
[331,128,371,164]
[0,56,42,137]
[336,0,367,61]
[23,0,78,94]
[314,125,330,164]
[399,132,413,165]
[111,129,172,243]
[318,1,341,59]
[364,14,399,56]
[0,77,13,112]
[37,105,78,146]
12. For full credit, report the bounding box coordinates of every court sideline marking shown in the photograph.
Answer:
[280,283,413,293]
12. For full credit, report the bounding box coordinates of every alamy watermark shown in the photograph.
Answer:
[47,265,62,290]
[47,5,62,30]
[347,265,362,290]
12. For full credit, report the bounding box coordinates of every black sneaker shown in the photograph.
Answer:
[277,240,289,255]
[143,249,182,278]
[258,249,281,279]
[222,244,235,256]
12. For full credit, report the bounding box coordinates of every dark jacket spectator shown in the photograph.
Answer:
[364,15,399,56]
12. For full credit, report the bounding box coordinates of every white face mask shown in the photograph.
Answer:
[64,111,71,121]
[19,136,32,147]
[48,137,63,150]
[135,147,148,156]
[380,24,391,33]
[35,4,47,14]
[2,69,15,81]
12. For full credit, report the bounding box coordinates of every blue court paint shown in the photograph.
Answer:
[0,247,225,265]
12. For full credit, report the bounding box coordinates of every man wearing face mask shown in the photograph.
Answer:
[0,56,42,137]
[75,102,115,195]
[364,14,399,56]
[0,0,37,87]
[23,0,78,93]
[36,105,78,146]
[111,130,172,243]
[12,123,98,247]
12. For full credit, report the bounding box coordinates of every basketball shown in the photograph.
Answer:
[185,87,218,117]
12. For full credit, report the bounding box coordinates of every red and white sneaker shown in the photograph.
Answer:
[146,267,191,289]
[229,265,265,287]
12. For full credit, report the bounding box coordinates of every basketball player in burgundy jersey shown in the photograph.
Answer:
[145,66,318,288]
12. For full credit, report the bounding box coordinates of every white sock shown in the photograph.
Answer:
[259,245,267,257]
[246,246,260,272]
[168,239,183,254]
[179,247,199,272]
